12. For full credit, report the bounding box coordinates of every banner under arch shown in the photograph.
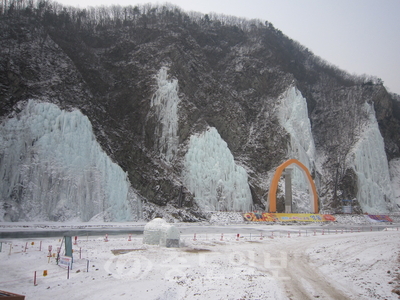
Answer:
[268,159,318,213]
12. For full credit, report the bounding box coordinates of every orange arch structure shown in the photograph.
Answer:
[268,159,318,213]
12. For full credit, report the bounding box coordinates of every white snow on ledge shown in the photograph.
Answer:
[0,100,137,222]
[183,127,252,212]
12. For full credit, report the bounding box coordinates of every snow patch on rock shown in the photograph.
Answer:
[209,212,246,224]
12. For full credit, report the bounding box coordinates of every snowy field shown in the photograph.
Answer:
[1,223,400,300]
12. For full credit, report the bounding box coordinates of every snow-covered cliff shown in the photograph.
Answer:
[1,5,400,220]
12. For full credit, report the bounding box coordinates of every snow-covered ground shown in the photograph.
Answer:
[1,223,400,300]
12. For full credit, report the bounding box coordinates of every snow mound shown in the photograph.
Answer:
[209,212,246,224]
[143,218,180,247]
[332,214,369,225]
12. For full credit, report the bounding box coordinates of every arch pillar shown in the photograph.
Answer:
[268,159,318,213]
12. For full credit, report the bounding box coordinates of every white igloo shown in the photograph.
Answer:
[143,218,180,247]
[160,224,180,248]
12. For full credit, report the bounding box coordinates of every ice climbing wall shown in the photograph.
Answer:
[278,86,316,212]
[349,103,394,213]
[0,100,138,221]
[151,67,180,163]
[183,127,252,212]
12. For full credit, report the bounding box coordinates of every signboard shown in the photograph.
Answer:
[365,215,393,223]
[59,256,72,269]
[243,213,336,222]
[243,213,277,222]
[342,206,352,214]
[64,236,72,257]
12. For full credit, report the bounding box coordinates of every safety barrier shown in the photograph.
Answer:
[186,226,399,242]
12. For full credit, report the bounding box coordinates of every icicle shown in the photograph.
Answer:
[151,67,180,163]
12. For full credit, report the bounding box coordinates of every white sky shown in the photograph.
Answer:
[55,0,400,95]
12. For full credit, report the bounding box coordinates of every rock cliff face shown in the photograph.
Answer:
[0,4,399,221]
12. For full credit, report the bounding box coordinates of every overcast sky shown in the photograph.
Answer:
[55,0,400,95]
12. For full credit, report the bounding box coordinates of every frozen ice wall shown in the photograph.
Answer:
[151,67,180,163]
[183,127,252,212]
[0,100,137,221]
[389,158,400,209]
[349,103,394,213]
[278,86,316,212]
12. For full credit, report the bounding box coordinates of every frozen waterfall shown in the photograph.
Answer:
[278,86,316,212]
[150,67,180,163]
[389,158,400,209]
[349,103,394,213]
[183,127,252,212]
[0,100,139,222]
